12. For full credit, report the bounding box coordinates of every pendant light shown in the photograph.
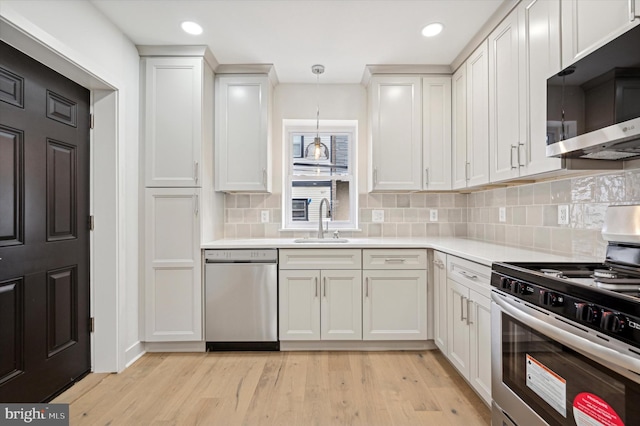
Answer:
[304,64,330,161]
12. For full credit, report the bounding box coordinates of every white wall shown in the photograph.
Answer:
[0,0,141,371]
[273,84,368,194]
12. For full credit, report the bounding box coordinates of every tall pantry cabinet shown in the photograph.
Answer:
[139,47,219,343]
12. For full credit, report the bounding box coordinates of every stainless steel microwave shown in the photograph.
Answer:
[546,24,640,161]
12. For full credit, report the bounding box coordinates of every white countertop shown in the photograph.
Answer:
[201,237,599,267]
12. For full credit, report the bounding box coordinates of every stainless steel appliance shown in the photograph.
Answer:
[546,23,640,161]
[491,205,640,425]
[205,249,278,351]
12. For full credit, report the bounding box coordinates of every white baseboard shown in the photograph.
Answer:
[145,341,206,352]
[279,340,436,351]
[125,341,145,367]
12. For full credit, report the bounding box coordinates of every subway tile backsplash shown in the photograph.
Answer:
[222,169,640,259]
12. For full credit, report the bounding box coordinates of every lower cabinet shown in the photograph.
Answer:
[444,255,492,406]
[279,269,362,340]
[145,188,201,342]
[432,251,448,351]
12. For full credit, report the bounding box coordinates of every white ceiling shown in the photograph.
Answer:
[91,0,505,84]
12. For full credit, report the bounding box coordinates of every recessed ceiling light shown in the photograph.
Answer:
[422,22,444,37]
[181,21,203,35]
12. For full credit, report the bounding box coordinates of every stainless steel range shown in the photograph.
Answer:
[491,205,640,426]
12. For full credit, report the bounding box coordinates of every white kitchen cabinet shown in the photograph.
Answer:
[519,0,563,176]
[279,250,362,341]
[488,10,526,182]
[561,0,639,68]
[453,41,490,189]
[432,251,447,352]
[142,57,206,187]
[144,188,201,342]
[369,76,422,191]
[215,75,272,192]
[422,77,452,190]
[445,255,492,406]
[362,249,428,340]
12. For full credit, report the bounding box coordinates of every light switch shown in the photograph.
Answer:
[430,209,438,221]
[261,210,269,223]
[499,207,506,223]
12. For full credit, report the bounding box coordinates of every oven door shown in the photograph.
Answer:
[491,289,640,426]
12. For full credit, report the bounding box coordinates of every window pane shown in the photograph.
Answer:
[289,179,350,224]
[292,133,350,177]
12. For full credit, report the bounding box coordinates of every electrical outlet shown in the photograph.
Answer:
[558,205,569,225]
[430,209,438,222]
[372,210,384,223]
[261,210,269,223]
[499,207,506,223]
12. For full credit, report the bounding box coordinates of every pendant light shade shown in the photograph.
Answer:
[304,64,330,161]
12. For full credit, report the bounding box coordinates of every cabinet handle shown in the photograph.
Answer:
[631,0,639,21]
[373,167,378,186]
[194,194,199,216]
[518,143,525,167]
[465,162,470,181]
[459,270,478,280]
[385,258,406,263]
[467,299,473,325]
[365,277,369,297]
[510,145,518,169]
[460,296,467,322]
[262,168,267,188]
[315,277,318,298]
[323,276,327,297]
[425,168,429,187]
[436,260,445,269]
[194,161,199,184]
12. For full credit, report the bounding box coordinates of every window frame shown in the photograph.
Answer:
[282,119,358,231]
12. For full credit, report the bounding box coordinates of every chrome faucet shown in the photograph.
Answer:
[318,198,330,239]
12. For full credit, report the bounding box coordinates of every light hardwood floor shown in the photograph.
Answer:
[53,350,490,425]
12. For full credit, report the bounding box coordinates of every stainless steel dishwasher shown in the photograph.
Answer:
[205,249,278,351]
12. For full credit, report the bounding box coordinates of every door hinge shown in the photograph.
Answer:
[89,215,94,231]
[89,317,95,333]
[90,113,94,129]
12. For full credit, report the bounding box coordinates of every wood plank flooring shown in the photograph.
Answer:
[53,350,490,426]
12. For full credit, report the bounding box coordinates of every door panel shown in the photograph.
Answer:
[0,40,90,402]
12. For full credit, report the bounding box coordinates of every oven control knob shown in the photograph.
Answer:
[516,282,533,295]
[575,303,600,323]
[500,277,511,290]
[600,311,625,333]
[540,290,563,307]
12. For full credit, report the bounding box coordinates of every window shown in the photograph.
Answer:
[283,120,358,231]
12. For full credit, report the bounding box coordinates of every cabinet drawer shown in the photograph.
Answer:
[363,249,427,269]
[279,249,362,270]
[447,255,491,297]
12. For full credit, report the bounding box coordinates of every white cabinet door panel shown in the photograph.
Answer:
[452,66,468,189]
[422,77,452,190]
[466,41,490,187]
[447,279,470,378]
[363,270,427,340]
[279,270,321,340]
[145,188,201,341]
[469,290,492,406]
[144,58,202,187]
[321,270,362,340]
[433,252,448,352]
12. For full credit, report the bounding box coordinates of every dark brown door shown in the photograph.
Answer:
[0,40,90,402]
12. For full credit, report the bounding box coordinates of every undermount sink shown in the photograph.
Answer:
[294,238,349,243]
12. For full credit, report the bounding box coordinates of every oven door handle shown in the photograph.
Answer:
[493,294,640,374]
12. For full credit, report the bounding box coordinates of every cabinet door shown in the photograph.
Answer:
[370,76,422,191]
[145,188,201,341]
[562,0,639,68]
[362,270,427,340]
[520,0,563,176]
[422,77,452,190]
[466,41,490,187]
[321,270,362,340]
[469,290,492,406]
[433,252,448,352]
[489,11,524,182]
[279,270,321,340]
[215,75,271,192]
[446,279,470,378]
[452,66,468,189]
[144,58,202,187]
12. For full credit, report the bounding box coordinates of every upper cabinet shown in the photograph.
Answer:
[368,75,451,192]
[215,75,272,192]
[369,76,423,191]
[452,41,490,189]
[561,0,640,68]
[142,57,207,187]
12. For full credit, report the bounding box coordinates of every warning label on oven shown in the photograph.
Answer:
[526,354,567,417]
[573,392,624,426]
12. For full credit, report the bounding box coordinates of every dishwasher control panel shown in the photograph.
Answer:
[205,249,278,263]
